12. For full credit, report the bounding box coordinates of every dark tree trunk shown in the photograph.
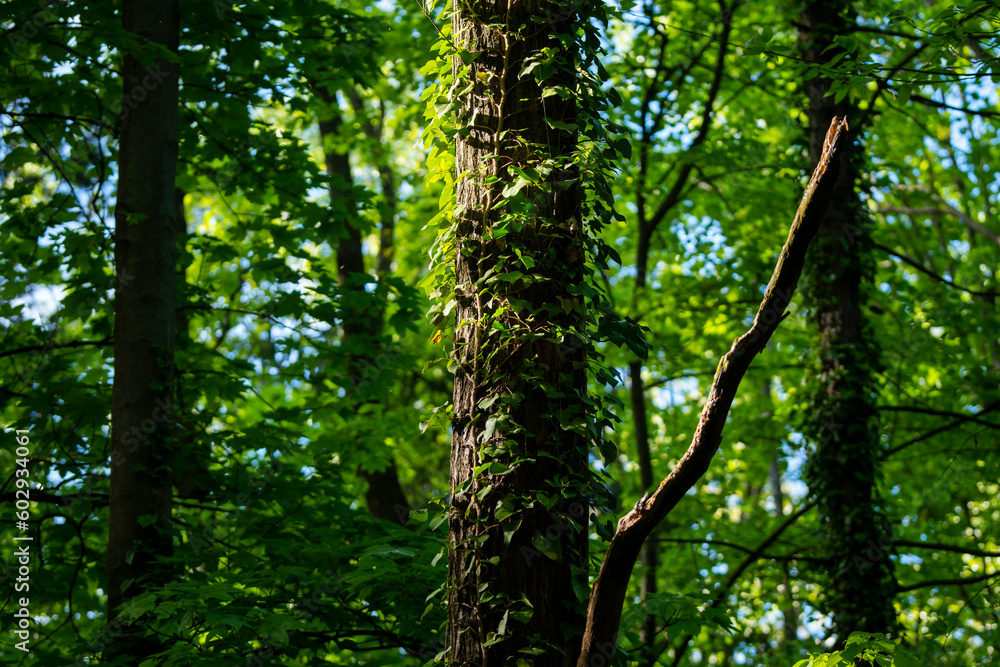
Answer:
[631,212,659,654]
[318,105,410,524]
[629,359,660,652]
[171,188,211,501]
[799,0,897,643]
[447,0,589,664]
[106,0,179,660]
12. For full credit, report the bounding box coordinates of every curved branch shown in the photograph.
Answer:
[894,539,1000,560]
[880,404,1000,429]
[0,339,111,361]
[656,536,824,565]
[873,241,997,297]
[644,0,733,237]
[876,205,1000,247]
[576,116,851,667]
[896,571,999,594]
[0,490,108,505]
[858,4,992,127]
[909,93,1000,120]
[667,501,818,667]
[884,400,1000,458]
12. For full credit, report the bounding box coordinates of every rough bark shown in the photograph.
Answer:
[577,117,850,667]
[106,0,179,660]
[446,0,589,664]
[800,0,897,642]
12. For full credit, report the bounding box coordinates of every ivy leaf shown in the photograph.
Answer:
[502,178,531,198]
[531,534,561,561]
[480,416,497,443]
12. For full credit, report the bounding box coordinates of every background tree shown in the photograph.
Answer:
[797,0,897,645]
[105,0,181,662]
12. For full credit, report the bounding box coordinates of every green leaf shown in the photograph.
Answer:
[480,416,497,442]
[531,534,561,560]
[892,651,921,667]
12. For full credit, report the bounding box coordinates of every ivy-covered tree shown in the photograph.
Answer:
[798,0,897,644]
[440,0,597,662]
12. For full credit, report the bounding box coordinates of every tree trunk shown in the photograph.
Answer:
[447,0,590,664]
[106,0,179,660]
[630,360,660,653]
[799,0,897,643]
[172,188,211,501]
[317,104,411,524]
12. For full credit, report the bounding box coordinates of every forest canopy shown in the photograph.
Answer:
[1,0,998,665]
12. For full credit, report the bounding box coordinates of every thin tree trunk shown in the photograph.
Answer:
[633,173,659,658]
[630,360,660,653]
[799,0,896,643]
[106,0,179,660]
[447,0,589,664]
[345,88,397,280]
[757,380,799,640]
[318,103,410,524]
[172,188,210,500]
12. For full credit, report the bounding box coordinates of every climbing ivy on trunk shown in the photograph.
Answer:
[798,0,898,644]
[422,0,634,663]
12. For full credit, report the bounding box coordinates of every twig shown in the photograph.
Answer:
[0,339,111,360]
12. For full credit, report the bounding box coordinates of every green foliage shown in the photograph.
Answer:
[793,632,919,667]
[1,0,998,664]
